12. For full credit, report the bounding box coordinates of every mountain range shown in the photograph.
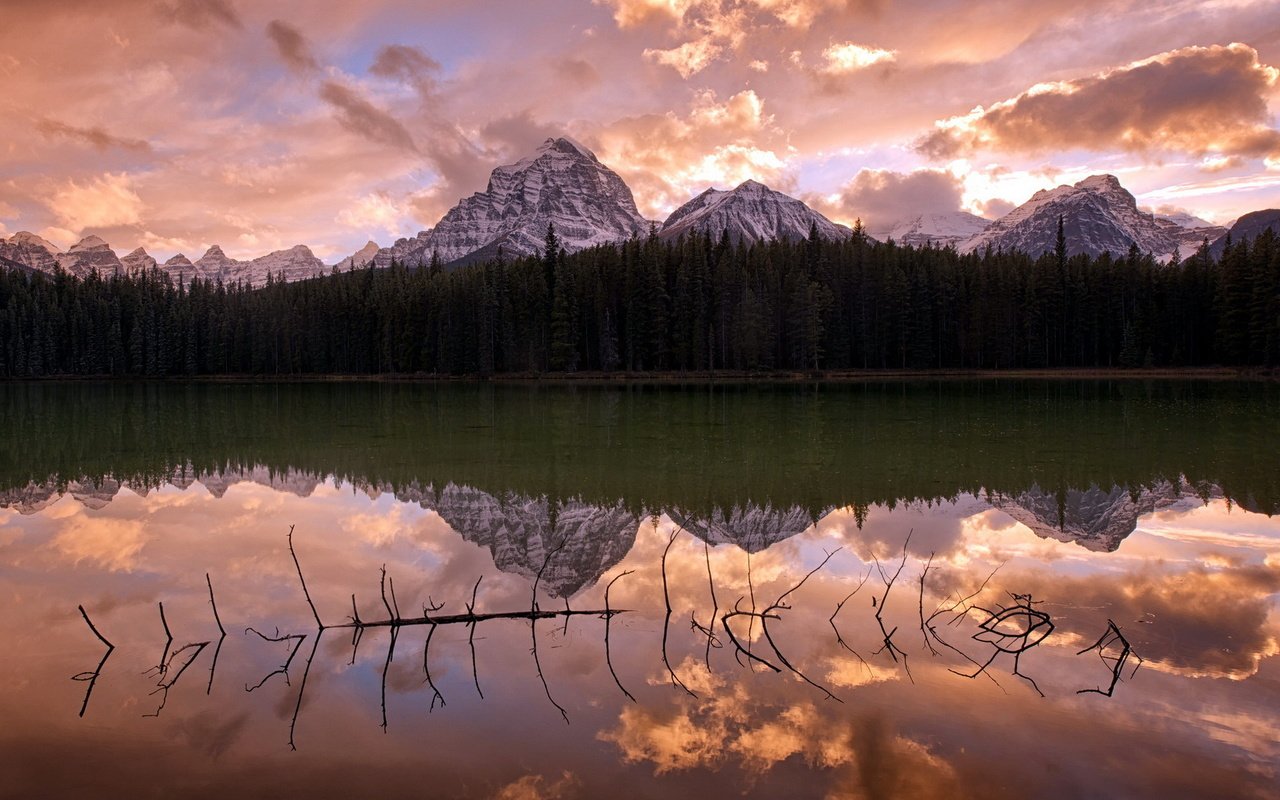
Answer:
[0,469,1234,595]
[2,137,1274,284]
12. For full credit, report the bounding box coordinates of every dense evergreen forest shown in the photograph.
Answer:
[1,222,1277,377]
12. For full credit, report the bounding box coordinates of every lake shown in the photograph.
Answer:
[1,380,1277,799]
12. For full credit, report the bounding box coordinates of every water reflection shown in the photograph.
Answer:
[1,381,1278,798]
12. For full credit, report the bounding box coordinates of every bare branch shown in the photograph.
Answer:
[660,525,695,698]
[288,525,324,629]
[604,570,636,703]
[73,605,115,718]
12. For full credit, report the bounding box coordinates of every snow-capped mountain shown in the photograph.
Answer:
[659,180,851,244]
[960,175,1212,261]
[55,235,125,277]
[120,247,157,273]
[870,211,990,248]
[669,503,825,553]
[990,481,1209,552]
[336,240,380,270]
[0,231,62,272]
[1208,209,1280,259]
[378,137,650,269]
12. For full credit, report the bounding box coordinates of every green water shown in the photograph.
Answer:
[3,379,1278,514]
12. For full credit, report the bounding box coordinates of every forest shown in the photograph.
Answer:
[1,222,1277,377]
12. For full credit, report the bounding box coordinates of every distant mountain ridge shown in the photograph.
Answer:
[959,175,1226,260]
[870,211,990,248]
[1208,209,1280,259]
[0,156,1260,285]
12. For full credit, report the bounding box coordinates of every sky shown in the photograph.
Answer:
[0,0,1279,262]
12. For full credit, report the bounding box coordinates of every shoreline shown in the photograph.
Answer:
[2,367,1277,384]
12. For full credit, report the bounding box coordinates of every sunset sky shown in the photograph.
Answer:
[1,0,1279,261]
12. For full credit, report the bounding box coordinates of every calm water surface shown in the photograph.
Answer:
[1,381,1278,799]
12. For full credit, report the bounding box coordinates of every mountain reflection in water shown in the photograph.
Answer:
[0,380,1277,799]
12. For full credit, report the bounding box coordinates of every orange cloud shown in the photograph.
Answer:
[918,43,1280,162]
[48,173,144,231]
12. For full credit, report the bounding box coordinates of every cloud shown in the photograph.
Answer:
[370,44,440,93]
[492,771,582,800]
[821,42,896,73]
[318,81,418,153]
[158,0,241,30]
[336,193,404,236]
[593,89,792,217]
[48,173,144,230]
[918,43,1280,162]
[266,20,319,73]
[809,168,966,230]
[644,38,723,77]
[35,119,152,153]
[594,0,696,27]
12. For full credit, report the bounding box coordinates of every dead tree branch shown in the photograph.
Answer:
[1076,619,1143,697]
[72,605,115,718]
[660,525,696,698]
[206,573,227,694]
[604,570,636,702]
[288,525,324,629]
[760,548,843,702]
[871,532,914,683]
[953,593,1054,696]
[244,627,307,692]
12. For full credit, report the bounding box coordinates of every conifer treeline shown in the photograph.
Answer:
[1,224,1277,377]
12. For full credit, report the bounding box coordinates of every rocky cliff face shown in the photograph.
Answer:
[188,243,325,286]
[336,241,380,270]
[660,180,851,244]
[120,247,157,273]
[960,175,1221,261]
[1208,209,1280,259]
[55,235,124,277]
[0,231,63,272]
[378,138,650,268]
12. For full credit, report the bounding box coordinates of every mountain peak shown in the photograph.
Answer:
[10,231,63,254]
[660,181,850,244]
[1076,174,1124,192]
[70,235,109,251]
[539,136,596,161]
[382,136,648,267]
[960,174,1204,260]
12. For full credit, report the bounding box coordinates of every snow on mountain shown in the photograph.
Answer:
[959,175,1202,260]
[120,247,157,273]
[990,481,1209,552]
[0,231,63,272]
[55,235,124,277]
[659,180,852,244]
[376,137,650,269]
[870,211,990,248]
[1208,209,1280,259]
[335,240,380,270]
[1156,210,1216,230]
